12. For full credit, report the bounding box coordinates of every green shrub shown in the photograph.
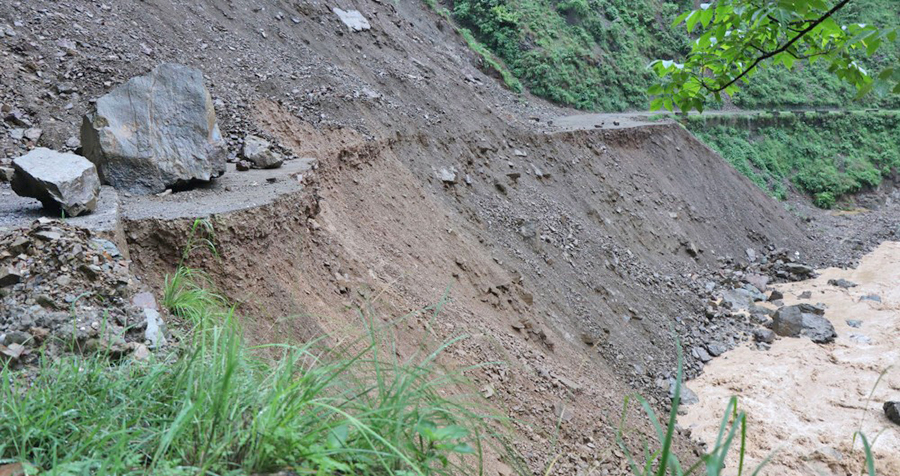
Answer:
[688,113,900,207]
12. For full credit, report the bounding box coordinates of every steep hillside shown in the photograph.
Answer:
[438,0,900,111]
[3,0,895,474]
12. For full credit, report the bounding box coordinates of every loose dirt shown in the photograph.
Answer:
[681,241,900,476]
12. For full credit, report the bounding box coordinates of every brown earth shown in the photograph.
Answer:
[1,1,896,475]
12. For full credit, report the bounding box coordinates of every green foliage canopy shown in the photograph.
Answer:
[650,0,899,112]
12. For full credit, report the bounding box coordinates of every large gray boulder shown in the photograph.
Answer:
[11,148,100,216]
[772,304,836,344]
[81,64,227,194]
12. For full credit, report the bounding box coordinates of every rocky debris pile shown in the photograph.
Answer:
[676,246,822,372]
[81,63,227,194]
[886,401,900,426]
[10,147,100,216]
[0,220,166,367]
[771,303,836,344]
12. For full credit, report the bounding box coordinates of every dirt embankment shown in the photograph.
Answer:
[122,115,812,474]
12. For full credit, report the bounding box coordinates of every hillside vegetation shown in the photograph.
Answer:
[441,0,900,111]
[686,111,900,208]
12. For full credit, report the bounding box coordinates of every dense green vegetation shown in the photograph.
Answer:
[437,0,899,111]
[686,111,900,208]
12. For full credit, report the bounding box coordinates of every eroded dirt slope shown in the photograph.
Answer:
[0,0,831,474]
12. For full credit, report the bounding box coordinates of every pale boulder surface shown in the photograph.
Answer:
[81,63,227,194]
[11,148,100,217]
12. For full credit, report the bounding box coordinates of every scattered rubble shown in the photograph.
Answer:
[11,148,100,216]
[0,220,165,367]
[81,64,227,194]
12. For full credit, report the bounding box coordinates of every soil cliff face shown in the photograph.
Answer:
[124,120,812,473]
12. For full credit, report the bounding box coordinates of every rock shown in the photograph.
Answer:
[0,267,20,288]
[827,278,857,289]
[768,289,784,302]
[771,304,836,344]
[849,334,872,345]
[798,290,812,299]
[242,135,283,169]
[885,402,900,426]
[236,160,252,171]
[24,128,42,142]
[81,64,227,194]
[721,288,755,310]
[706,343,727,357]
[693,346,712,363]
[753,328,776,344]
[143,308,167,348]
[744,274,768,293]
[333,8,371,32]
[746,248,757,262]
[0,166,13,182]
[859,294,882,303]
[846,320,862,328]
[438,167,457,184]
[785,263,814,277]
[670,383,699,406]
[132,291,158,311]
[11,148,100,216]
[132,343,151,361]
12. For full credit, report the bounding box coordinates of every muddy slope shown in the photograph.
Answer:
[124,122,811,473]
[2,0,815,473]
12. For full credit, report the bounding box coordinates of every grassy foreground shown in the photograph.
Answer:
[0,268,491,475]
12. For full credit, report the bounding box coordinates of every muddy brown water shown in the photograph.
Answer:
[681,241,900,476]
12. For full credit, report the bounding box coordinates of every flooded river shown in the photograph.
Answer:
[681,242,900,476]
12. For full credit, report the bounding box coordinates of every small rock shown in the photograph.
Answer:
[846,320,862,328]
[827,278,857,289]
[132,343,151,361]
[785,263,815,277]
[768,289,784,302]
[849,334,872,345]
[0,267,20,287]
[144,309,167,348]
[859,294,882,303]
[753,328,776,344]
[798,291,812,299]
[0,166,14,182]
[236,160,252,171]
[438,167,457,184]
[885,402,900,426]
[24,128,42,142]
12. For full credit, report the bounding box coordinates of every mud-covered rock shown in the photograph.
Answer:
[772,304,836,344]
[81,64,227,194]
[11,148,100,216]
